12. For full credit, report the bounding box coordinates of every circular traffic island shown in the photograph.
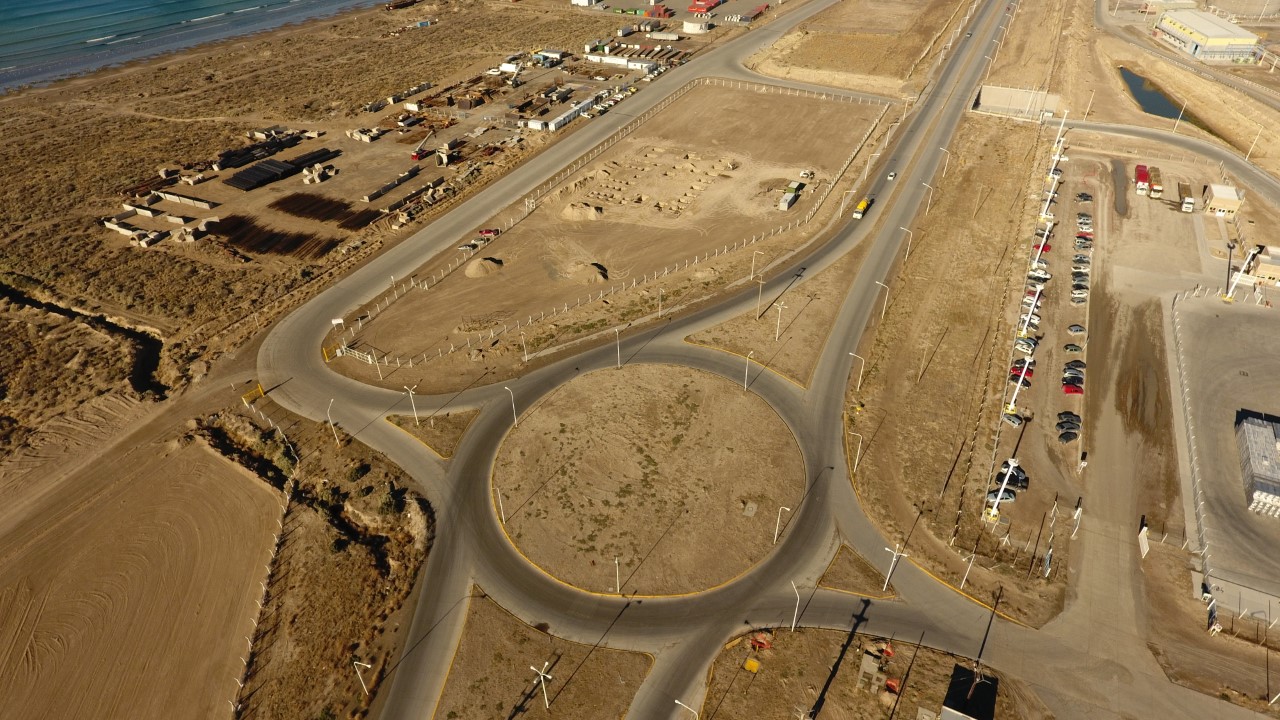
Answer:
[494,363,804,595]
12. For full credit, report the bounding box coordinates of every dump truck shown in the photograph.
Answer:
[1179,182,1194,212]
[1149,167,1163,199]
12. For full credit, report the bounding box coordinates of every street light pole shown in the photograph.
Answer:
[922,183,936,215]
[505,386,518,427]
[883,544,908,592]
[658,287,664,318]
[756,275,766,318]
[326,398,340,447]
[353,660,372,696]
[899,226,914,260]
[674,700,700,720]
[791,580,801,631]
[849,353,865,390]
[404,385,419,426]
[939,148,951,177]
[774,302,787,341]
[1083,88,1096,121]
[849,431,864,471]
[615,556,621,593]
[751,250,763,281]
[531,662,553,709]
[1172,99,1188,134]
[774,505,791,544]
[1246,126,1263,162]
[744,351,754,391]
[614,327,622,369]
[519,331,528,362]
[875,281,890,320]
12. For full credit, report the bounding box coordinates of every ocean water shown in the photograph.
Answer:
[0,0,383,90]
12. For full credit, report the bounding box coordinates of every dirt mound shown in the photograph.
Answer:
[464,257,504,278]
[565,261,608,284]
[560,202,604,221]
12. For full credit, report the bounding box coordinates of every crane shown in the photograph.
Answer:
[410,129,436,161]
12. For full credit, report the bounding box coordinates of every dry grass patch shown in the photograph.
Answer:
[818,545,894,598]
[388,409,478,459]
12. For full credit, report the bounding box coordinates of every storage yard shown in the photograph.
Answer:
[331,83,887,393]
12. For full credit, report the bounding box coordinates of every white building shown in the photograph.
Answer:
[1156,10,1259,63]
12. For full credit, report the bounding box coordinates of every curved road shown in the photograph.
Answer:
[257,1,1273,718]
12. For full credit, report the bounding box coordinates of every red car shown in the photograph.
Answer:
[1063,384,1083,395]
[1010,368,1034,379]
[1076,232,1093,239]
[478,228,501,238]
[1033,243,1051,253]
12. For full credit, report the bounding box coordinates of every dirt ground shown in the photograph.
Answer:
[434,588,651,720]
[746,0,968,97]
[0,438,277,720]
[688,242,870,387]
[703,629,1045,720]
[334,84,885,394]
[388,409,478,459]
[847,113,1073,627]
[818,546,894,598]
[493,363,804,595]
[200,398,432,720]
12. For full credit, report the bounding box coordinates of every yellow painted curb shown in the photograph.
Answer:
[682,337,809,390]
[383,416,447,460]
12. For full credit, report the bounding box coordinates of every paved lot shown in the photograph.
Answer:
[1177,298,1280,599]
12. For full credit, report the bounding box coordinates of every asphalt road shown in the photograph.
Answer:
[256,0,1274,718]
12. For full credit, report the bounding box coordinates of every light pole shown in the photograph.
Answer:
[991,37,1003,64]
[861,152,881,182]
[1246,126,1263,162]
[658,287,664,318]
[922,182,936,215]
[849,352,865,390]
[938,148,951,177]
[505,386,518,427]
[615,556,621,593]
[988,458,1018,517]
[751,250,763,281]
[353,660,372,695]
[774,505,791,544]
[960,553,976,589]
[899,226,914,260]
[849,431,864,471]
[774,302,787,341]
[1083,88,1096,121]
[326,398,340,447]
[983,55,993,86]
[404,385,419,426]
[1224,241,1237,299]
[875,281,889,320]
[674,699,699,719]
[531,662,553,709]
[756,275,766,318]
[519,331,528,362]
[744,351,754,391]
[614,326,622,369]
[1172,99,1188,134]
[883,544,908,592]
[790,580,800,631]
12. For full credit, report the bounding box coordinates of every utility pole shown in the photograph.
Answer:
[899,226,914,260]
[1083,88,1096,121]
[1172,99,1188,134]
[531,662,553,709]
[756,275,766,318]
[658,287,664,318]
[875,281,890,320]
[1246,126,1263,163]
[505,386,518,427]
[775,302,787,342]
[849,352,865,390]
[751,250,764,281]
[674,699,700,719]
[744,351,754,391]
[615,556,621,593]
[614,326,623,369]
[883,543,908,592]
[922,182,936,214]
[849,431,864,472]
[939,148,952,177]
[353,660,372,696]
[791,580,801,631]
[519,331,528,362]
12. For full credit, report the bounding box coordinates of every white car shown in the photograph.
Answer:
[1071,289,1089,299]
[887,172,897,181]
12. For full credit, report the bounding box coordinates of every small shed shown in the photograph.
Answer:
[683,19,710,33]
[1204,183,1245,217]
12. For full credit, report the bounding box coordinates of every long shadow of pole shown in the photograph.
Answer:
[808,598,871,719]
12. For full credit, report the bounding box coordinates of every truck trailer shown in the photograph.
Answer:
[1178,182,1194,212]
[1149,167,1163,199]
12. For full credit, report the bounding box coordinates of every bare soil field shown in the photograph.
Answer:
[199,400,431,719]
[847,114,1071,626]
[434,588,651,720]
[0,438,277,720]
[746,0,966,97]
[335,84,886,394]
[818,545,894,598]
[989,0,1280,178]
[704,629,1043,720]
[494,364,804,595]
[688,242,869,387]
[389,409,479,459]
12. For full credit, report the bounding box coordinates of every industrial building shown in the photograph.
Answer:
[1248,246,1280,284]
[1203,183,1245,217]
[1156,10,1260,63]
[1237,416,1280,516]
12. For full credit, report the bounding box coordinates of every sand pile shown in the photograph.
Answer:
[560,202,604,221]
[565,261,608,284]
[464,257,504,278]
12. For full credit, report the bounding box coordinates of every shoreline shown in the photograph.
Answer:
[0,0,384,95]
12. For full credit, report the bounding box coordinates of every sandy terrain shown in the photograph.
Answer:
[704,630,1042,720]
[434,588,651,720]
[201,401,431,718]
[818,546,894,598]
[389,409,479,459]
[334,83,885,394]
[847,114,1072,626]
[494,364,804,595]
[746,0,966,97]
[688,242,870,387]
[0,438,277,720]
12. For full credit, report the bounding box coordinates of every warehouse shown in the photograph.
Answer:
[1237,416,1280,516]
[1156,10,1259,63]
